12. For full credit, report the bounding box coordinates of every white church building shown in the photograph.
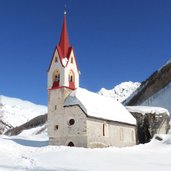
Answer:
[47,12,136,148]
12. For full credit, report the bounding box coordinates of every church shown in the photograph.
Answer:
[47,12,136,148]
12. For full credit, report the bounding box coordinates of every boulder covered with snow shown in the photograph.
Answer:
[126,106,170,144]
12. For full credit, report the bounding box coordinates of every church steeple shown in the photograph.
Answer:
[58,12,70,59]
[48,12,79,90]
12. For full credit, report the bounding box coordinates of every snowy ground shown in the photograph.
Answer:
[0,133,171,171]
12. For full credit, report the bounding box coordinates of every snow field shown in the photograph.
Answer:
[0,134,171,171]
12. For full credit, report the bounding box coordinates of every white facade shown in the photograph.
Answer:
[48,48,79,90]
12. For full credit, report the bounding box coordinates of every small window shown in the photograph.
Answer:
[132,130,134,142]
[68,141,74,147]
[120,128,124,141]
[68,118,75,126]
[103,123,108,137]
[103,124,105,136]
[55,57,58,62]
[55,125,59,130]
[71,57,73,64]
[55,105,57,110]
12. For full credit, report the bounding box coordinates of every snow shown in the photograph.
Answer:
[64,87,136,125]
[126,106,170,116]
[0,133,171,171]
[0,87,171,170]
[98,81,140,102]
[62,57,68,67]
[141,82,171,116]
[165,58,171,65]
[0,95,47,127]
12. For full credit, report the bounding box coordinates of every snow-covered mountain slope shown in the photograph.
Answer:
[141,82,171,115]
[0,95,47,129]
[98,81,140,102]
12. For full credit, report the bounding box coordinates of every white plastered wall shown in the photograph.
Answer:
[87,118,136,148]
[48,88,87,147]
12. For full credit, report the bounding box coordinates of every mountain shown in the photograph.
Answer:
[98,81,141,102]
[125,59,171,115]
[0,95,47,134]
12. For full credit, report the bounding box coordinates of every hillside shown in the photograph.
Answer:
[98,81,140,102]
[0,95,47,134]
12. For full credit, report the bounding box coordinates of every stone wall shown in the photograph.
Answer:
[87,118,136,148]
[48,88,87,147]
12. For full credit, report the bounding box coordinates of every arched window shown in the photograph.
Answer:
[68,70,75,89]
[52,69,60,88]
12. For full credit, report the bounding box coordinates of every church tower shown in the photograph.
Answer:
[47,12,80,145]
[48,12,79,90]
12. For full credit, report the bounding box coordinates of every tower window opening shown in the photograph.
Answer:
[55,57,58,63]
[55,74,60,81]
[52,69,60,88]
[71,57,73,64]
[68,70,75,89]
[70,75,73,82]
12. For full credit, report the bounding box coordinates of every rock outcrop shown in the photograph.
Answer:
[125,61,171,106]
[126,106,170,144]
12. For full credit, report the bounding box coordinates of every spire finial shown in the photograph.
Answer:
[64,3,67,15]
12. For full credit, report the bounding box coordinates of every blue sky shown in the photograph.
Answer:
[0,0,171,105]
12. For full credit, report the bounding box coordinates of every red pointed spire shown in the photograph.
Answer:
[58,12,70,59]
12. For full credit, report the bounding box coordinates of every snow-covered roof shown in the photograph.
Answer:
[64,88,136,125]
[126,106,170,116]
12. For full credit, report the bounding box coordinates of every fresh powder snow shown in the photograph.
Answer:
[64,87,136,125]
